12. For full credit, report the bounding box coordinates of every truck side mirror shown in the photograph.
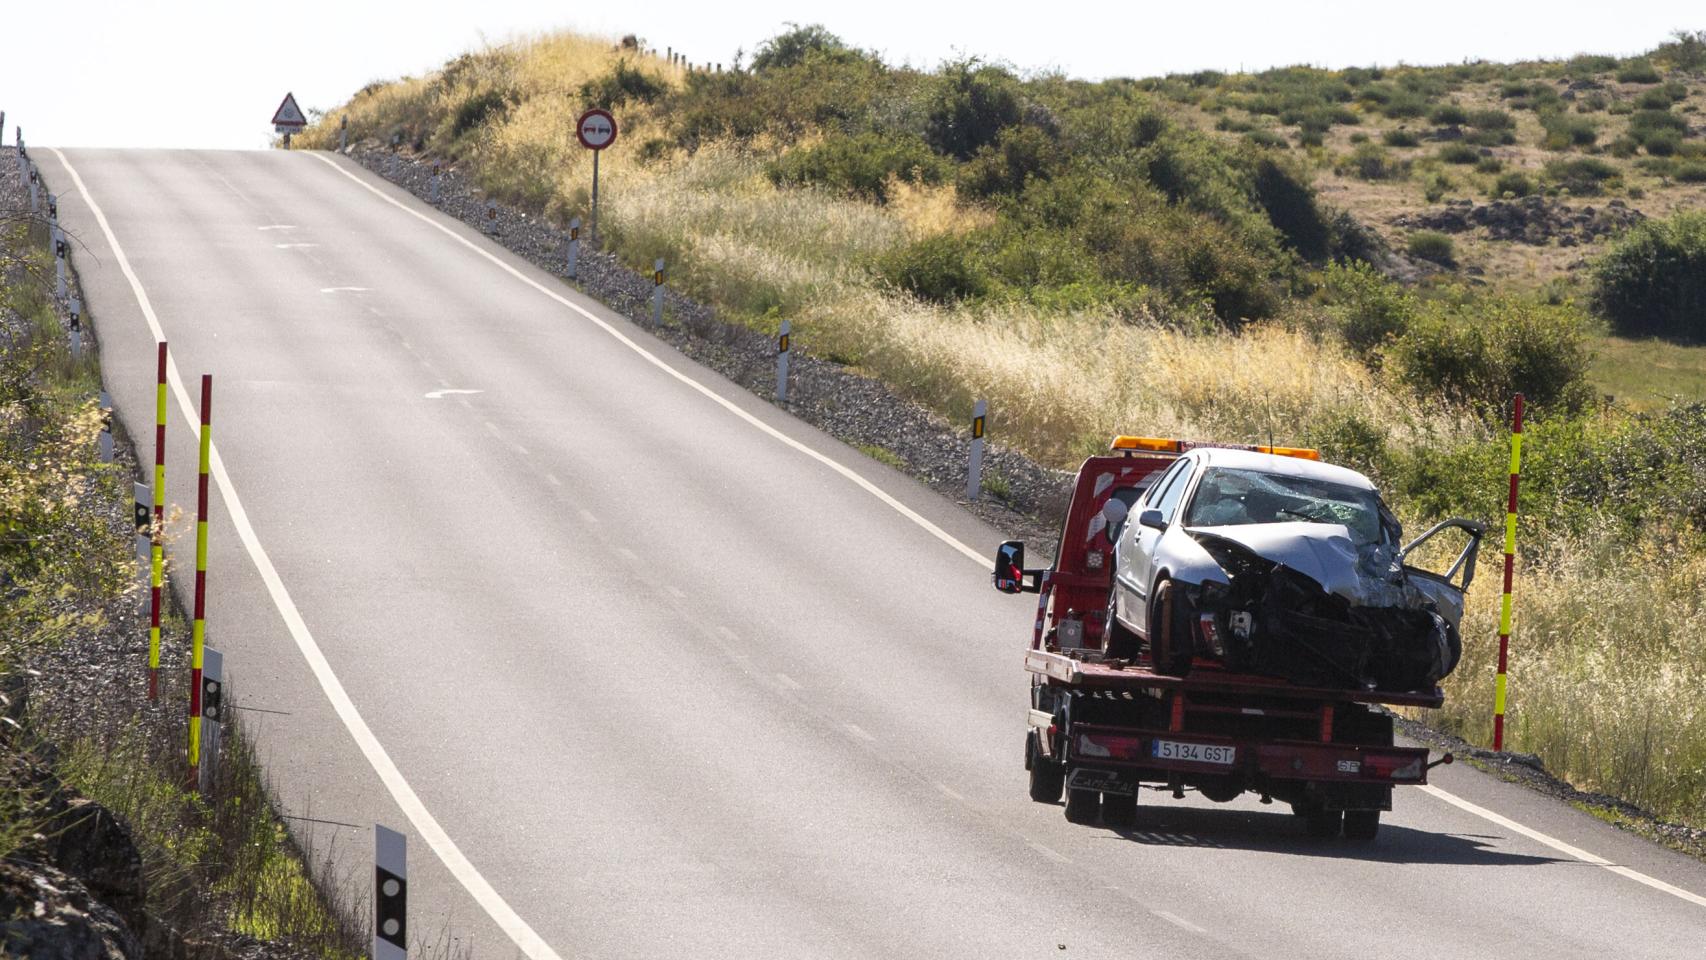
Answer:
[1100,498,1129,544]
[993,540,1025,594]
[1138,509,1166,531]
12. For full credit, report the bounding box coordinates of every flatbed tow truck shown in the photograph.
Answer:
[993,437,1457,841]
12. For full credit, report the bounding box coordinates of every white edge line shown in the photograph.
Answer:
[306,151,987,568]
[1419,784,1706,908]
[48,148,570,960]
[305,150,1706,915]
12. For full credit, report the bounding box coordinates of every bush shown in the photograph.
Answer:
[1437,142,1479,164]
[767,132,949,202]
[448,87,515,139]
[1644,131,1683,156]
[1381,93,1431,119]
[1629,109,1688,148]
[1388,295,1595,412]
[1475,155,1504,174]
[1577,92,1610,113]
[1382,128,1421,147]
[1322,261,1415,356]
[1430,102,1470,125]
[578,59,666,108]
[1465,128,1518,147]
[1406,230,1456,264]
[1544,156,1620,195]
[1467,108,1515,130]
[1245,128,1289,149]
[1677,161,1706,183]
[1616,60,1663,84]
[1492,171,1538,197]
[1252,154,1333,260]
[1423,172,1451,203]
[1540,111,1598,149]
[872,232,991,303]
[751,24,853,71]
[926,61,1023,160]
[1338,142,1405,180]
[1635,87,1678,110]
[1592,211,1706,342]
[958,125,1057,199]
[1608,136,1641,158]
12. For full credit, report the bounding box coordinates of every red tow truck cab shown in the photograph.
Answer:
[994,436,1452,841]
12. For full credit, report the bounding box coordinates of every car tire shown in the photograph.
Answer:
[1063,786,1099,825]
[1149,580,1194,677]
[1343,809,1381,842]
[1027,733,1065,804]
[1104,588,1141,660]
[1102,790,1138,827]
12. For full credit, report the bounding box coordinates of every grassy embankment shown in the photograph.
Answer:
[0,214,355,948]
[299,29,1706,828]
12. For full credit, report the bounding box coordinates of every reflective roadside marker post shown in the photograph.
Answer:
[28,164,38,213]
[966,399,987,501]
[189,375,211,784]
[429,162,441,205]
[375,826,407,960]
[149,342,167,700]
[55,234,67,299]
[198,648,223,794]
[652,259,665,325]
[66,293,80,359]
[96,379,113,462]
[776,320,791,404]
[566,217,580,279]
[1492,392,1524,752]
[485,200,497,235]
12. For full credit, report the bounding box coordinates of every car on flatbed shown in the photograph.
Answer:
[993,436,1481,840]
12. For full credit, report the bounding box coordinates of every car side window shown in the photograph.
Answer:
[1154,460,1195,524]
[1143,460,1188,509]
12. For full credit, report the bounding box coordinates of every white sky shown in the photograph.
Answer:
[2,1,1700,149]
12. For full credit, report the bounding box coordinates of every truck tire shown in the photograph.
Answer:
[1343,809,1381,842]
[1149,580,1194,677]
[1063,786,1100,825]
[1027,733,1065,803]
[1102,790,1138,827]
[1302,806,1343,839]
[1104,589,1140,659]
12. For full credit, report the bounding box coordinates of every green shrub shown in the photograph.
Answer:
[1644,131,1683,156]
[750,24,854,71]
[1577,92,1610,113]
[873,232,991,303]
[1592,211,1706,342]
[1468,108,1515,130]
[1252,154,1333,260]
[1629,109,1688,147]
[1492,170,1538,197]
[1608,99,1636,115]
[578,59,667,108]
[1608,136,1641,158]
[1430,103,1470,125]
[448,87,516,139]
[1388,295,1595,412]
[1499,81,1532,99]
[1540,111,1598,149]
[1544,156,1620,195]
[959,125,1059,199]
[1338,142,1405,180]
[1676,161,1706,183]
[1406,230,1456,264]
[1381,93,1430,119]
[1245,128,1289,149]
[1437,142,1478,164]
[1465,128,1518,147]
[1423,172,1452,203]
[1382,128,1421,147]
[1616,60,1663,84]
[1635,87,1678,110]
[925,61,1023,160]
[1321,261,1416,356]
[1566,54,1619,77]
[767,132,949,202]
[1475,155,1504,174]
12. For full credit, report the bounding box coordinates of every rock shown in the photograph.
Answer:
[46,799,146,936]
[0,860,140,960]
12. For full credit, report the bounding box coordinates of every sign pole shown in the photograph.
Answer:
[1492,393,1524,752]
[189,375,211,784]
[150,342,167,700]
[591,148,600,247]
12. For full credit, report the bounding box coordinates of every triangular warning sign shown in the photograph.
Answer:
[271,92,307,127]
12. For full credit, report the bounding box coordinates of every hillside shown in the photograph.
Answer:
[298,27,1706,831]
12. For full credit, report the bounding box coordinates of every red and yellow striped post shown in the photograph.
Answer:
[149,342,166,700]
[189,375,211,781]
[1492,393,1524,751]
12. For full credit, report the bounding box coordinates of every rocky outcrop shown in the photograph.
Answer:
[0,860,140,960]
[1393,196,1645,247]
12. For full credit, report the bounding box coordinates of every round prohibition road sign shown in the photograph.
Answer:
[577,108,618,150]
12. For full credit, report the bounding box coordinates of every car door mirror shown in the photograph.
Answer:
[1138,509,1166,531]
[993,540,1026,594]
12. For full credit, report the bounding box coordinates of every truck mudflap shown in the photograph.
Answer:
[1069,724,1431,787]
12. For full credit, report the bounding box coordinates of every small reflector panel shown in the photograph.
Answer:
[1109,436,1320,461]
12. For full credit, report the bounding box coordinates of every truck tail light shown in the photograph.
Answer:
[1076,733,1146,761]
[1364,754,1424,781]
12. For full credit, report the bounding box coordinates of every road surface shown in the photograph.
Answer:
[39,147,1706,959]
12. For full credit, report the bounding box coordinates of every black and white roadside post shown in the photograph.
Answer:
[374,826,407,960]
[197,648,223,794]
[338,115,349,154]
[776,320,791,403]
[132,478,151,563]
[389,134,400,176]
[575,108,617,246]
[55,233,68,299]
[484,200,497,235]
[567,217,581,279]
[966,399,988,501]
[429,162,442,205]
[652,259,665,325]
[47,193,57,234]
[28,163,39,213]
[66,295,81,359]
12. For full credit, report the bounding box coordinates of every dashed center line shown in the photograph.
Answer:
[616,547,639,563]
[1026,840,1070,864]
[274,242,318,249]
[843,723,876,742]
[1153,911,1206,934]
[935,782,965,802]
[545,473,562,487]
[774,672,802,691]
[320,286,369,294]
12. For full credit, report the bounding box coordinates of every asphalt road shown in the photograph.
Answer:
[39,147,1706,960]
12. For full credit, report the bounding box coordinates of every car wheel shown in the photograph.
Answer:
[1104,587,1140,659]
[1063,786,1100,824]
[1343,809,1381,842]
[1149,580,1194,677]
[1102,790,1138,827]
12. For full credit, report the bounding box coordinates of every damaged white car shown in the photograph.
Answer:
[1106,447,1484,691]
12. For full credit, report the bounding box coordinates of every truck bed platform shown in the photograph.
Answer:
[1025,649,1445,709]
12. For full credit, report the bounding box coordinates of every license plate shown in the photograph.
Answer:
[1151,739,1236,765]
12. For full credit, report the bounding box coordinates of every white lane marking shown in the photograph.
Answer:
[275,242,318,249]
[843,723,876,743]
[306,151,1706,915]
[310,152,987,567]
[935,782,964,802]
[1420,785,1706,909]
[775,672,802,691]
[424,388,482,400]
[50,147,569,960]
[1027,840,1070,864]
[1153,910,1206,934]
[257,224,296,231]
[320,286,369,294]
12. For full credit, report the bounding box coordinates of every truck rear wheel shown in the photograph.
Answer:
[1102,790,1137,827]
[1343,809,1381,842]
[1063,786,1099,825]
[1027,732,1065,803]
[1301,806,1343,839]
